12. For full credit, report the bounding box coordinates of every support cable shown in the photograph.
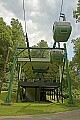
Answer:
[61,0,63,13]
[23,0,26,34]
[59,0,66,21]
[23,0,31,61]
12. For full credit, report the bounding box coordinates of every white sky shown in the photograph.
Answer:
[0,0,79,60]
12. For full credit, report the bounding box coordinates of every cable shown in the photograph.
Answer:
[23,0,26,34]
[22,0,31,61]
[61,0,63,13]
[59,0,66,21]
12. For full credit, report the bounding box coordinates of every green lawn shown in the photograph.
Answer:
[0,91,80,116]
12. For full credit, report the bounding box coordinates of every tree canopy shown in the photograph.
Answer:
[0,18,12,76]
[73,0,80,22]
[31,40,49,58]
[71,38,80,72]
[11,18,25,46]
[0,17,26,92]
[72,0,80,72]
[70,1,80,94]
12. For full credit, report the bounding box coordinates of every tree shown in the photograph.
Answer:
[69,61,80,89]
[72,38,80,72]
[11,18,27,58]
[68,60,80,98]
[72,1,80,94]
[0,17,13,93]
[11,18,25,45]
[0,18,27,93]
[73,0,80,55]
[31,40,49,58]
[0,17,12,75]
[11,18,25,54]
[73,0,80,22]
[70,38,80,97]
[0,17,12,62]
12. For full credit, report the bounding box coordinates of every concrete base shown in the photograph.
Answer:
[66,103,78,107]
[1,102,13,106]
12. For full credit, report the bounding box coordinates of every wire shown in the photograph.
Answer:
[23,0,26,34]
[61,0,63,13]
[23,0,24,10]
[59,0,66,21]
[22,0,31,61]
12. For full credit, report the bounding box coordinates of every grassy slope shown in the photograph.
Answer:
[0,92,80,116]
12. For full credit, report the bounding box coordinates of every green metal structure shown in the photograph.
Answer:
[4,0,73,105]
[4,42,73,105]
[64,44,73,104]
[5,44,18,103]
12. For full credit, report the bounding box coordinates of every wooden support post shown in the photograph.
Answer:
[22,87,24,101]
[43,87,44,101]
[56,88,59,102]
[39,86,41,103]
[25,88,27,101]
[54,89,55,101]
[35,87,37,101]
[50,91,51,100]
[52,90,53,100]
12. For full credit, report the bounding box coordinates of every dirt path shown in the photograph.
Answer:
[0,109,80,120]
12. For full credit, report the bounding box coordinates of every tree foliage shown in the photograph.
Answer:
[69,38,80,96]
[69,61,80,89]
[0,18,12,76]
[72,0,80,94]
[10,18,26,58]
[11,18,25,46]
[72,38,80,71]
[31,40,49,58]
[0,17,26,92]
[73,0,80,22]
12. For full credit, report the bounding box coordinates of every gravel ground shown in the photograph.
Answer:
[0,109,80,120]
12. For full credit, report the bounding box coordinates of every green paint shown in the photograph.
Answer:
[64,43,73,104]
[50,53,64,63]
[5,44,18,103]
[53,22,72,42]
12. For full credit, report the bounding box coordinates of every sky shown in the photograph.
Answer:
[0,0,80,60]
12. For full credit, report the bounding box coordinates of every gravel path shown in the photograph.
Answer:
[0,109,80,120]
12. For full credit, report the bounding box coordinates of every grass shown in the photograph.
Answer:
[0,91,80,116]
[0,91,16,103]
